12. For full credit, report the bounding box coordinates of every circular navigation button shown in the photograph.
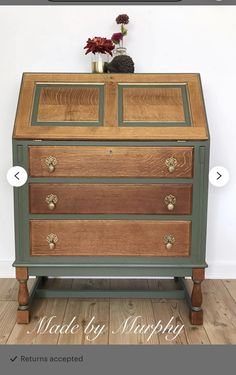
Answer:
[7,166,28,187]
[209,166,230,187]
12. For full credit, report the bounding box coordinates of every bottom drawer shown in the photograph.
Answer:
[30,220,191,257]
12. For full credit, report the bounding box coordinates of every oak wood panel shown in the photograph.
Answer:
[37,86,100,122]
[28,146,193,178]
[29,183,192,215]
[30,220,191,257]
[123,87,185,122]
[13,73,208,140]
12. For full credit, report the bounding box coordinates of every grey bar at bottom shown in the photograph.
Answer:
[1,345,236,375]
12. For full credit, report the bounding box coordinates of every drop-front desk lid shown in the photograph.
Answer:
[13,73,209,140]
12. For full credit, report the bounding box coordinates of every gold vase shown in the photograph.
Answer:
[91,53,109,73]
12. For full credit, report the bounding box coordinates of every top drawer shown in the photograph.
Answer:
[29,146,193,178]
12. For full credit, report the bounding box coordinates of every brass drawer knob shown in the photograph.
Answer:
[45,156,57,173]
[164,234,175,250]
[46,233,58,250]
[165,157,177,173]
[164,194,176,211]
[45,194,58,210]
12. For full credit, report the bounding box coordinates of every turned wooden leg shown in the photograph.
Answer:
[190,268,205,325]
[16,267,30,324]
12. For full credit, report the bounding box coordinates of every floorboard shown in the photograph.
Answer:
[1,279,235,345]
[58,299,109,345]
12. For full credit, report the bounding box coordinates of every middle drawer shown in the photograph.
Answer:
[29,184,192,215]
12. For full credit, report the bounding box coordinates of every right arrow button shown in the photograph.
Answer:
[216,172,222,180]
[209,166,230,187]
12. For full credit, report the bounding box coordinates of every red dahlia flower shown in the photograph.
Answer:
[84,37,115,56]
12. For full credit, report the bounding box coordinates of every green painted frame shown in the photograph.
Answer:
[31,83,105,126]
[118,84,192,127]
[27,276,189,300]
[12,139,209,278]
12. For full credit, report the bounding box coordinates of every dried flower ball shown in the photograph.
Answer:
[106,55,135,74]
[116,14,129,25]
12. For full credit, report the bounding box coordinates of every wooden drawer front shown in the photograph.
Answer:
[29,146,193,178]
[30,184,192,215]
[30,220,191,257]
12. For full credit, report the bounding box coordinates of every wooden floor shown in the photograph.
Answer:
[0,278,235,345]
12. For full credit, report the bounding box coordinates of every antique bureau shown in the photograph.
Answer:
[12,73,209,324]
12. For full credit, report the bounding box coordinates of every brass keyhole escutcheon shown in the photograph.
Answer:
[46,233,58,250]
[45,156,57,173]
[163,234,175,250]
[45,194,58,210]
[164,194,176,211]
[165,157,177,173]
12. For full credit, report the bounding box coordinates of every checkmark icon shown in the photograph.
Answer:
[10,356,17,362]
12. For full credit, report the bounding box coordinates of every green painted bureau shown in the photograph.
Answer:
[12,73,209,324]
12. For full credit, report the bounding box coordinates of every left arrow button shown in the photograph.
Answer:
[14,172,20,180]
[7,167,28,187]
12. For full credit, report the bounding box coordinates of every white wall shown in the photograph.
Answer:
[0,6,235,278]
